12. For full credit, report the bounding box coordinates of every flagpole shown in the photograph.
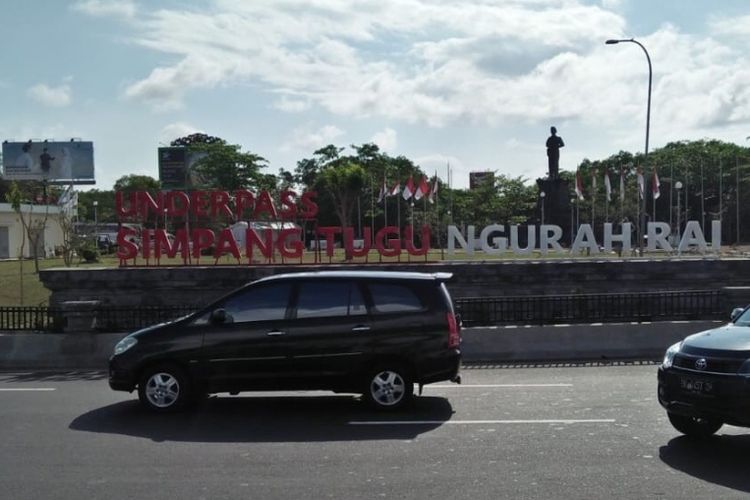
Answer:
[737,156,740,244]
[619,164,624,224]
[383,172,388,229]
[605,171,609,224]
[652,169,656,222]
[700,159,705,232]
[669,163,674,235]
[438,168,443,260]
[591,170,595,231]
[685,164,689,229]
[719,159,723,242]
[370,177,374,244]
[397,171,401,231]
[636,167,641,252]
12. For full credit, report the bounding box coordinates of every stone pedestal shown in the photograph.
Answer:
[537,178,573,244]
[61,300,100,333]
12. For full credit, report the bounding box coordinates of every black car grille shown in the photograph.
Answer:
[673,353,746,374]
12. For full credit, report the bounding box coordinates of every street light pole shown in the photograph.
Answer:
[675,181,683,249]
[93,200,99,235]
[606,38,652,256]
[540,191,546,226]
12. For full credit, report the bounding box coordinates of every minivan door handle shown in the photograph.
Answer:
[266,330,286,336]
[352,325,371,332]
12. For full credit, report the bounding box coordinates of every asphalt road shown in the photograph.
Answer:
[1,363,749,500]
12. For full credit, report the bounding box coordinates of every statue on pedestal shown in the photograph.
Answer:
[546,126,564,180]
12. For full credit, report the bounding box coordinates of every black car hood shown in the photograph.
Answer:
[682,324,750,354]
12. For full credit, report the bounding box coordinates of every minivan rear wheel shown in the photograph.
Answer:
[364,366,413,411]
[667,411,722,438]
[138,364,191,413]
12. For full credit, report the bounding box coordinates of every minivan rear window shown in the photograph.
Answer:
[368,282,424,313]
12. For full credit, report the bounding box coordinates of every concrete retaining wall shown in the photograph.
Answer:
[39,259,750,308]
[0,320,725,370]
[460,320,723,362]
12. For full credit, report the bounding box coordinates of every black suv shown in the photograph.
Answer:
[109,271,462,412]
[658,305,750,437]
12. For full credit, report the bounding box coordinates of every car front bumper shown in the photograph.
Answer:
[108,355,137,392]
[658,366,750,427]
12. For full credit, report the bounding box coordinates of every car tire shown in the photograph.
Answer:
[138,364,191,413]
[363,366,414,411]
[667,411,722,438]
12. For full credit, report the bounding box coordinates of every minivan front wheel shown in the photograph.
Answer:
[364,367,413,411]
[667,411,722,438]
[138,364,191,412]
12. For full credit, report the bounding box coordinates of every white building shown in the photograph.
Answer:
[0,203,66,259]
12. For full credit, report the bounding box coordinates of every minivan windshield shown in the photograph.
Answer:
[735,308,750,327]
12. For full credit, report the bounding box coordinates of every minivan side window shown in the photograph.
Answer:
[296,281,367,319]
[368,282,424,314]
[221,283,292,323]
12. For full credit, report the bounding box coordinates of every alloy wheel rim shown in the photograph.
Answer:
[371,370,405,406]
[145,372,180,408]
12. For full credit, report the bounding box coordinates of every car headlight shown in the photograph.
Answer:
[114,336,138,356]
[662,341,682,369]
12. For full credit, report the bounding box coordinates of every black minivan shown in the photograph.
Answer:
[109,271,462,412]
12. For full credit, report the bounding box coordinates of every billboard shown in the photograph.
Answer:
[1,140,95,184]
[469,171,494,189]
[158,147,207,190]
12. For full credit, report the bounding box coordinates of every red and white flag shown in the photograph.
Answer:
[575,169,584,200]
[388,180,401,196]
[636,168,645,199]
[604,170,612,202]
[403,176,415,200]
[652,168,661,200]
[415,176,430,201]
[377,180,387,204]
[429,176,438,204]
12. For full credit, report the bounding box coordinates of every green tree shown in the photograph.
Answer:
[5,182,51,282]
[170,134,269,191]
[317,161,367,228]
[114,174,160,194]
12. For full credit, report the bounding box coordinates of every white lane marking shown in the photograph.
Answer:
[349,419,615,425]
[0,388,56,392]
[429,384,572,388]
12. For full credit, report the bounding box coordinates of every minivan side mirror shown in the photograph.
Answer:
[731,307,745,322]
[210,308,228,324]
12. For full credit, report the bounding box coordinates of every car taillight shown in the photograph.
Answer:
[447,312,460,348]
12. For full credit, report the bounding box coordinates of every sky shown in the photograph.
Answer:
[2,0,750,190]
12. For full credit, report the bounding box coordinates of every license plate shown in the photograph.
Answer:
[680,377,714,394]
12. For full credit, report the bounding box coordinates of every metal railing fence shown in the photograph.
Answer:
[0,305,197,333]
[0,290,726,331]
[455,290,724,327]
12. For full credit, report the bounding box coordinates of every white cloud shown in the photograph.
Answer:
[601,0,623,9]
[159,122,202,145]
[371,128,397,153]
[27,82,72,107]
[273,95,312,113]
[710,14,750,37]
[72,0,136,19]
[100,0,750,147]
[280,124,345,152]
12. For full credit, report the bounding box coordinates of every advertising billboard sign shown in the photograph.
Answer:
[158,147,187,190]
[1,140,95,184]
[158,147,207,190]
